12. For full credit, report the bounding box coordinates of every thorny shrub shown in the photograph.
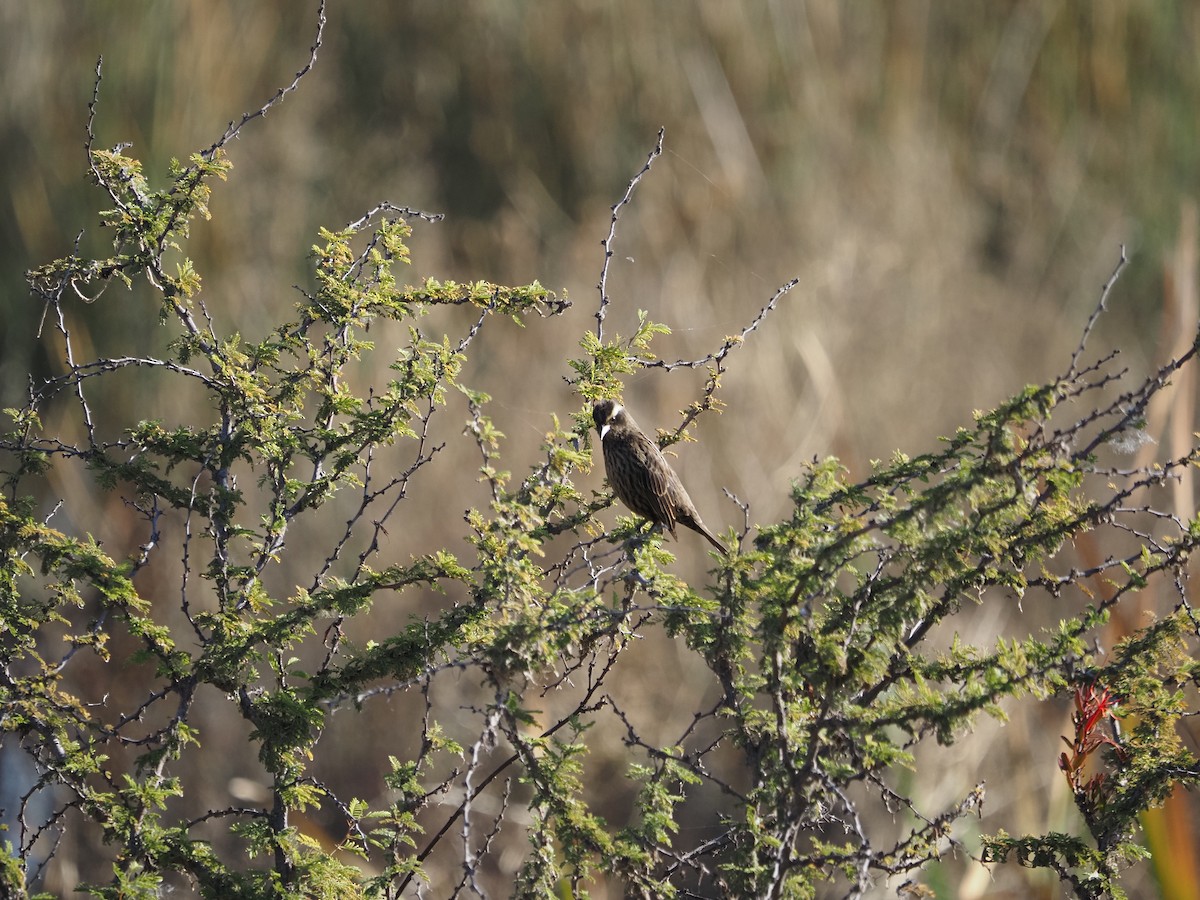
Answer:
[3,6,1200,899]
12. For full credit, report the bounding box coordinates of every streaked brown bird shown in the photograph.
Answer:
[592,399,727,554]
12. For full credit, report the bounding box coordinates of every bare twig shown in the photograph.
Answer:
[637,275,801,372]
[1065,245,1128,380]
[596,128,665,343]
[202,0,328,161]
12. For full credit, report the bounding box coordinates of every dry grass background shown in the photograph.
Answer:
[2,3,1199,897]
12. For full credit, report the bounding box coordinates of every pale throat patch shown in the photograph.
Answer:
[600,403,623,441]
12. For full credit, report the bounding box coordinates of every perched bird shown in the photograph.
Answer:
[592,399,727,554]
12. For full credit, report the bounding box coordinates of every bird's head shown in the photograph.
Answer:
[592,399,625,441]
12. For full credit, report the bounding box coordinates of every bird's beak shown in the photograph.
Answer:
[599,423,610,440]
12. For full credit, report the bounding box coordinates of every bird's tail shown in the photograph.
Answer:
[684,517,727,555]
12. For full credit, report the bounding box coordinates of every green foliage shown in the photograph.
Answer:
[5,32,1200,900]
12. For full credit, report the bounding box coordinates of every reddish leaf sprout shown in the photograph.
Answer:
[1059,683,1128,811]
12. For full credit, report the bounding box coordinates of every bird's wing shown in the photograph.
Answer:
[634,433,678,529]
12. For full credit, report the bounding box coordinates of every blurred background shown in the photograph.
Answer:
[2,2,1199,897]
